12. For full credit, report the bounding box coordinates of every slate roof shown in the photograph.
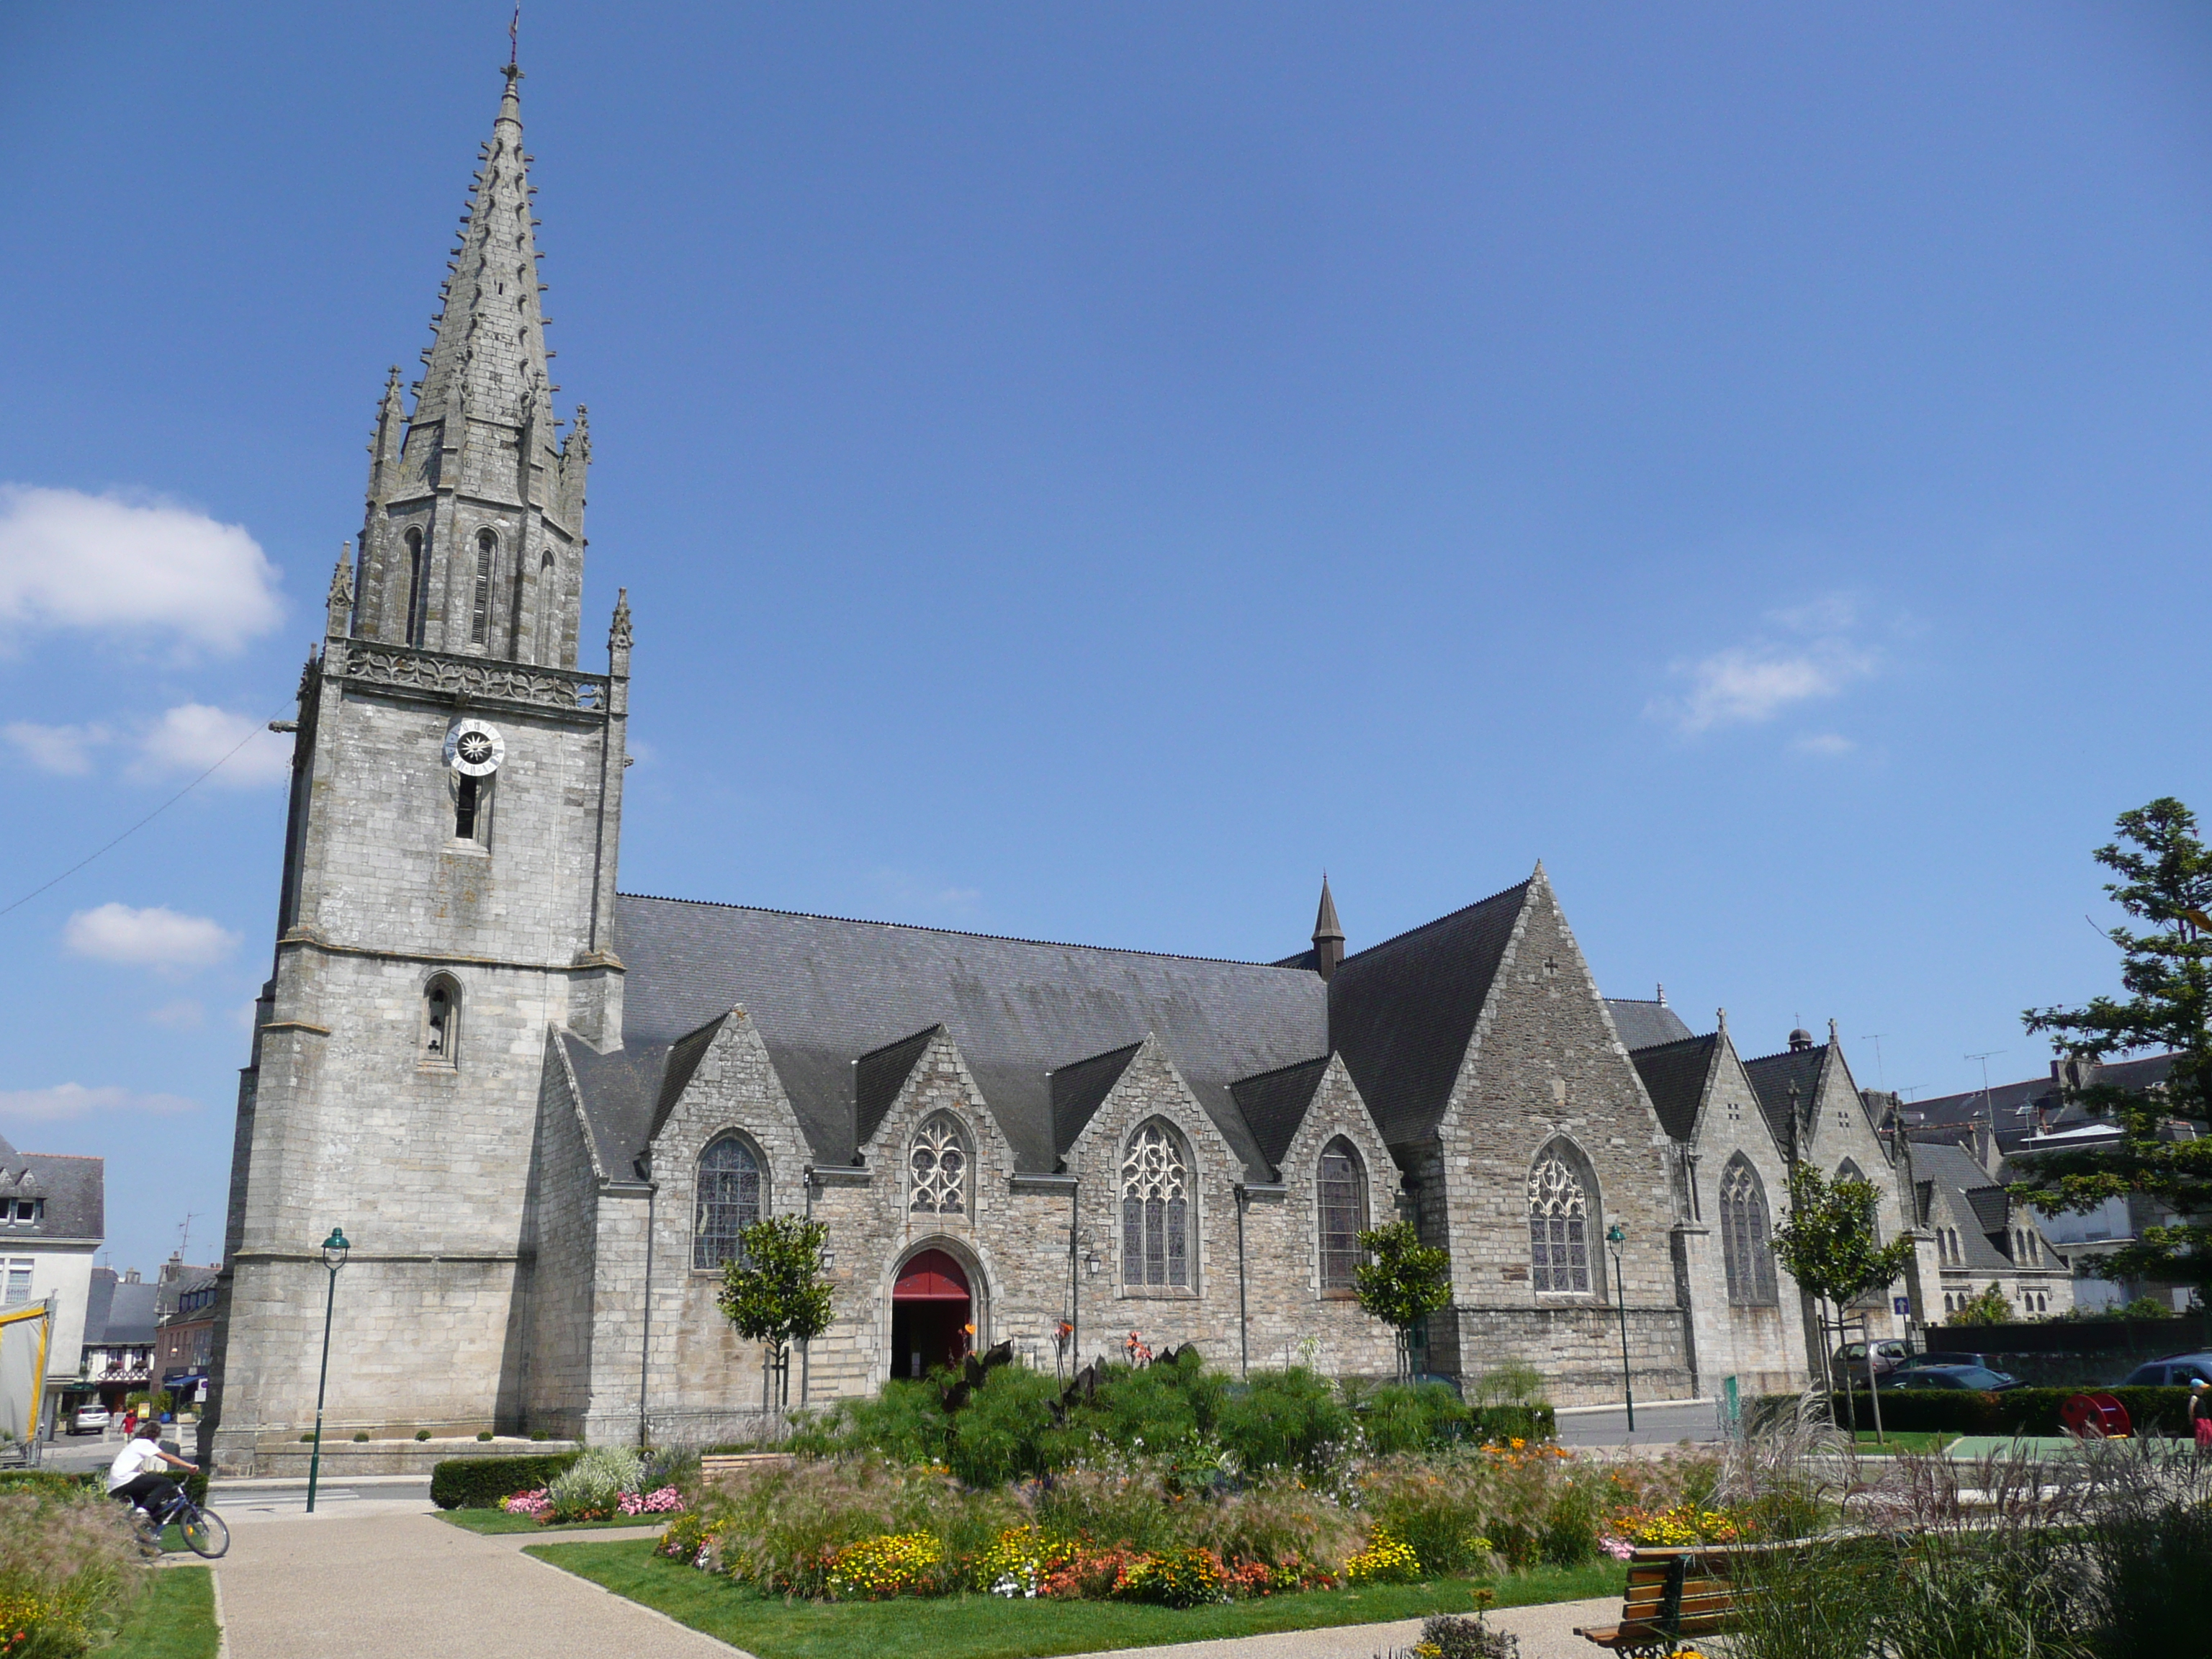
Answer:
[1910,1140,2025,1274]
[1328,881,1531,1151]
[583,895,1330,1179]
[1231,1056,1332,1172]
[0,1137,104,1241]
[1629,1033,1718,1141]
[1607,999,1694,1052]
[1902,1054,2174,1156]
[1743,1043,1826,1156]
[81,1269,157,1348]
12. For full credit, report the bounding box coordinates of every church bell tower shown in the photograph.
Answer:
[206,63,630,1470]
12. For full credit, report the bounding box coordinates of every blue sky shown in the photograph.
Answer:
[3,4,2210,1278]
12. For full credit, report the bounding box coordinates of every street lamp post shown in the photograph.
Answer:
[1606,1222,1634,1433]
[305,1228,350,1516]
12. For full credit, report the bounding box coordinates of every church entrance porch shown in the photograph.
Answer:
[891,1249,971,1380]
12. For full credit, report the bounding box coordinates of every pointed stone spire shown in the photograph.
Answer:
[1311,874,1345,983]
[327,544,355,638]
[415,66,554,433]
[366,366,406,500]
[608,587,632,674]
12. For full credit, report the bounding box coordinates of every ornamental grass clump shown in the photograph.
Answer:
[547,1444,647,1522]
[0,1483,145,1658]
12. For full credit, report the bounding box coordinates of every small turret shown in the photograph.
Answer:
[1311,875,1345,983]
[326,544,355,639]
[608,588,631,677]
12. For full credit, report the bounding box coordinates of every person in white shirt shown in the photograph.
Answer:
[106,1420,196,1516]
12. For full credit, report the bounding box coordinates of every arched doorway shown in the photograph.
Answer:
[890,1248,972,1381]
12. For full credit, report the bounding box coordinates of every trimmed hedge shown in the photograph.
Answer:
[0,1462,210,1506]
[1468,1403,1557,1443]
[430,1451,580,1510]
[1807,1386,2196,1438]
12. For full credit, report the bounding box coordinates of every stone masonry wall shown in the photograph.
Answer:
[1428,872,1693,1404]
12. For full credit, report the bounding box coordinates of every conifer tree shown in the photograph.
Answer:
[2011,798,2212,1295]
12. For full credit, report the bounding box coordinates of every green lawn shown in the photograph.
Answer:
[1848,1430,1959,1455]
[100,1566,220,1659]
[524,1539,1627,1659]
[436,1506,670,1535]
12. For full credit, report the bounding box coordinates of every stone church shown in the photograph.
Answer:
[205,69,1930,1467]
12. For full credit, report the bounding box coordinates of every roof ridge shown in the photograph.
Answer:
[1629,1030,1717,1057]
[1743,1042,1832,1068]
[1231,1051,1331,1087]
[857,1022,944,1064]
[616,891,1308,971]
[1336,878,1533,967]
[1048,1037,1146,1076]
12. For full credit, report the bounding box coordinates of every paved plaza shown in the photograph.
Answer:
[174,1481,1616,1659]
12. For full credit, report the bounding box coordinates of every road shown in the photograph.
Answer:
[1554,1398,1726,1448]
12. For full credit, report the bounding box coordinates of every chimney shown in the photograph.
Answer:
[1311,875,1345,983]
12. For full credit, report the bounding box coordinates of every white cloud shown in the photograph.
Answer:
[0,1083,197,1121]
[146,999,205,1030]
[0,485,282,654]
[4,719,112,775]
[132,704,292,787]
[1791,733,1858,757]
[1653,594,1881,735]
[63,903,238,973]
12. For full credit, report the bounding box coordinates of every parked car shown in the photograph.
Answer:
[1876,1364,2024,1392]
[1898,1351,2018,1382]
[70,1405,110,1435]
[2119,1352,2212,1387]
[1830,1340,1910,1384]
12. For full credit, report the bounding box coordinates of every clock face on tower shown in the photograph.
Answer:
[445,719,505,777]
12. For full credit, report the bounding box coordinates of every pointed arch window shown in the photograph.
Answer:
[470,529,496,644]
[1717,1156,1778,1306]
[909,1113,970,1215]
[420,974,460,1067]
[403,528,427,646]
[1317,1138,1367,1291]
[1122,1120,1192,1289]
[1528,1145,1596,1295]
[694,1135,763,1270]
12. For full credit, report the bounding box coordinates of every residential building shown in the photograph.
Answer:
[0,1129,103,1437]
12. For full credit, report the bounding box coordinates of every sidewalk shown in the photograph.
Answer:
[212,1510,740,1658]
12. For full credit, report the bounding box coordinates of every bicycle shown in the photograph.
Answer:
[129,1472,230,1560]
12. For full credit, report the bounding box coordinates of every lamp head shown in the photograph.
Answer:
[321,1227,351,1270]
[1605,1222,1626,1249]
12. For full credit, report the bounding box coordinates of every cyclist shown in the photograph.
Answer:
[106,1419,197,1521]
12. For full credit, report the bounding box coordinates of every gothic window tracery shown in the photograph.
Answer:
[1527,1146,1593,1294]
[421,975,460,1066]
[1122,1120,1192,1289]
[1718,1156,1778,1306]
[909,1114,969,1215]
[1317,1138,1367,1291]
[694,1134,763,1270]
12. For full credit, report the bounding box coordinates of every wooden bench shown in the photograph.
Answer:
[699,1452,796,1482]
[1575,1545,1750,1655]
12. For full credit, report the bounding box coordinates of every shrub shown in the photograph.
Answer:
[477,1431,493,1442]
[547,1445,646,1521]
[1417,1610,1520,1659]
[947,1364,1062,1487]
[1215,1367,1348,1473]
[1357,1381,1470,1455]
[351,1431,369,1442]
[414,1429,431,1442]
[1467,1404,1556,1443]
[429,1452,580,1510]
[1067,1351,1226,1455]
[791,1379,952,1467]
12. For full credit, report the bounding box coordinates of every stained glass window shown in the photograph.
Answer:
[1318,1139,1367,1290]
[1122,1121,1191,1288]
[1528,1151,1591,1294]
[694,1135,763,1269]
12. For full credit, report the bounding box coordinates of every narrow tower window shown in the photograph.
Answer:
[403,528,426,646]
[1317,1138,1367,1290]
[421,975,460,1067]
[1120,1120,1192,1289]
[470,529,495,644]
[454,774,481,840]
[535,549,557,664]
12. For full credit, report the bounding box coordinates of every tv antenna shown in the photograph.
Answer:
[1964,1050,2007,1120]
[1861,1033,1889,1089]
[178,1213,200,1259]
